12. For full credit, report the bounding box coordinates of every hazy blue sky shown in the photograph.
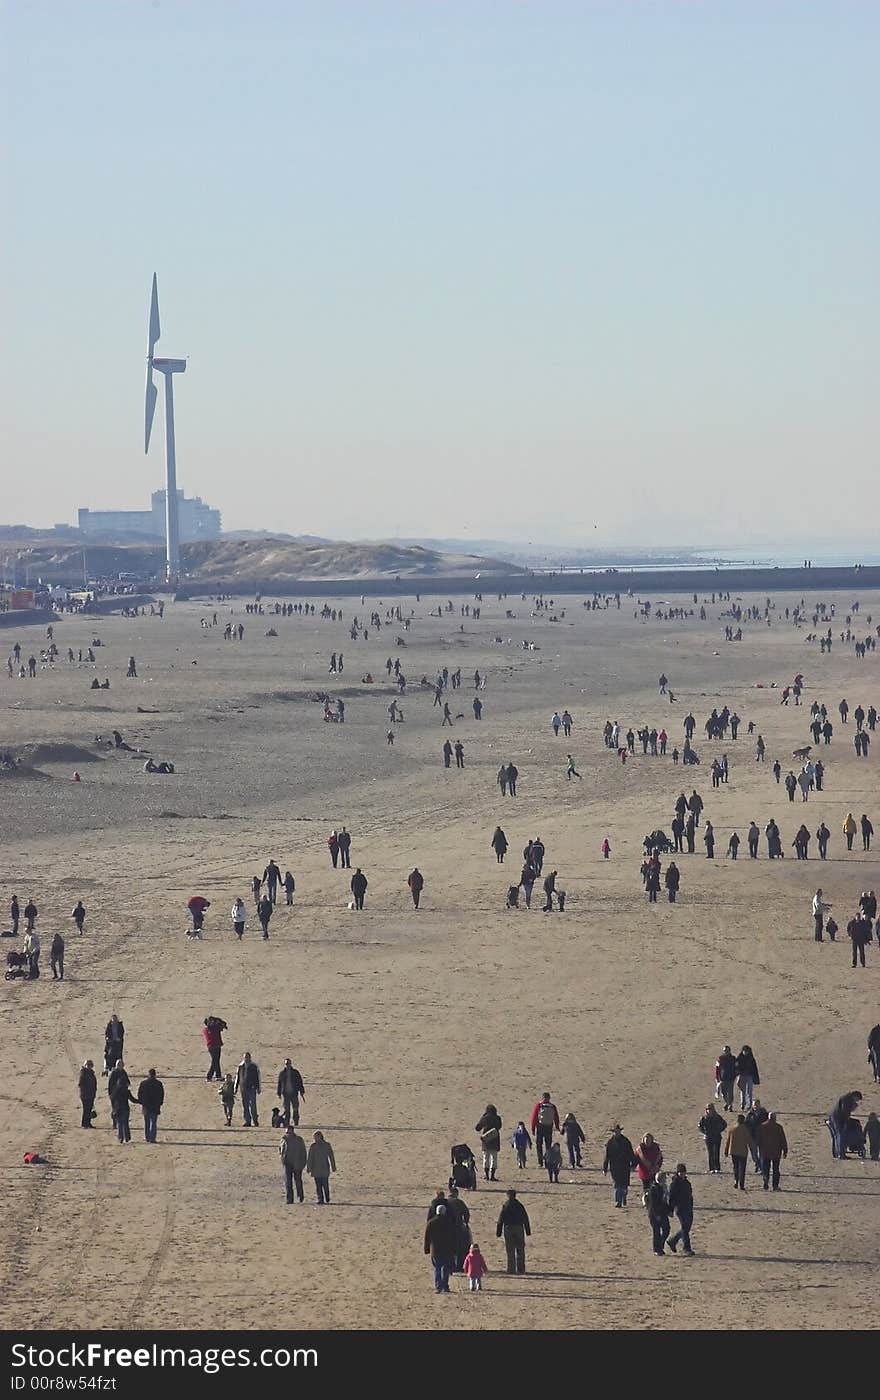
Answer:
[3,1,877,548]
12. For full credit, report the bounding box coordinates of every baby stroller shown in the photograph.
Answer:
[825,1116,866,1159]
[506,885,520,910]
[5,950,32,981]
[643,829,674,855]
[449,1144,478,1191]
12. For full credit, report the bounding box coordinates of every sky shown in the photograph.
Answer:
[2,1,878,549]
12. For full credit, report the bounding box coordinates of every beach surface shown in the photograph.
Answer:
[1,588,878,1330]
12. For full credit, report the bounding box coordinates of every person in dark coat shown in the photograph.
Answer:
[257,895,273,939]
[699,1104,727,1173]
[735,1046,760,1109]
[137,1068,165,1143]
[350,869,368,910]
[646,1172,671,1255]
[561,1112,586,1167]
[445,1186,472,1271]
[103,1015,124,1076]
[666,1164,694,1254]
[107,1061,130,1126]
[276,1059,305,1126]
[110,1076,137,1144]
[664,863,680,903]
[491,827,508,863]
[475,1104,502,1180]
[78,1059,97,1128]
[603,1125,638,1206]
[50,932,64,980]
[496,1189,530,1274]
[424,1204,457,1292]
[830,1091,863,1159]
[407,868,424,909]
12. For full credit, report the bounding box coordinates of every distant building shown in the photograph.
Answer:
[78,488,221,542]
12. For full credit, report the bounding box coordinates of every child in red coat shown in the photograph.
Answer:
[463,1244,488,1292]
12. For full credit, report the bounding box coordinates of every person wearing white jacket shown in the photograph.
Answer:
[231,899,246,940]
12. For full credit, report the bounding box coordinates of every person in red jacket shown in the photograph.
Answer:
[634,1132,663,1187]
[530,1092,560,1167]
[203,1016,227,1081]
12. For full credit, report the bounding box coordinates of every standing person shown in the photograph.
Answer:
[745,1100,769,1174]
[104,1015,124,1076]
[262,859,281,905]
[424,1204,456,1293]
[727,832,740,861]
[307,1130,336,1204]
[664,862,680,902]
[338,828,352,868]
[603,1124,638,1206]
[735,1046,760,1110]
[350,868,368,910]
[445,1187,472,1272]
[407,868,424,909]
[251,875,262,905]
[71,900,86,934]
[816,823,830,860]
[868,1024,880,1085]
[699,1104,726,1173]
[137,1068,165,1143]
[50,932,64,981]
[542,869,558,912]
[10,895,19,939]
[463,1243,488,1292]
[78,1060,97,1128]
[204,1016,227,1081]
[511,1120,532,1169]
[843,813,857,851]
[24,898,38,933]
[506,763,518,797]
[666,1164,695,1255]
[280,1125,307,1204]
[475,1104,502,1181]
[561,1112,585,1167]
[812,889,830,942]
[861,815,874,852]
[566,754,582,780]
[443,739,453,768]
[497,765,508,797]
[257,894,273,940]
[635,1133,663,1189]
[491,827,508,863]
[703,821,715,858]
[747,822,760,859]
[454,740,465,769]
[602,837,611,860]
[530,1092,560,1167]
[757,1113,788,1190]
[725,1114,751,1189]
[234,1052,261,1127]
[646,1172,671,1256]
[496,1189,530,1275]
[283,871,296,906]
[231,898,246,939]
[327,830,340,868]
[847,912,870,969]
[276,1059,305,1125]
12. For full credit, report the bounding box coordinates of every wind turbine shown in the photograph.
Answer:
[144,273,187,582]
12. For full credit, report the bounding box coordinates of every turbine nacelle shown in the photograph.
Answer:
[151,358,187,374]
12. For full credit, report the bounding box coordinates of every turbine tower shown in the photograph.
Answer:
[144,274,187,582]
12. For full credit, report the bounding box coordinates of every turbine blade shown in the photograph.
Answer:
[148,273,161,356]
[145,368,158,453]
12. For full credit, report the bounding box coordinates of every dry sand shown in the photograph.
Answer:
[1,588,878,1331]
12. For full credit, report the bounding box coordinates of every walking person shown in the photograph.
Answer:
[545,1140,563,1183]
[715,1046,736,1110]
[725,1115,751,1189]
[110,1074,137,1145]
[307,1130,336,1204]
[666,1164,695,1255]
[283,871,296,906]
[71,900,86,934]
[137,1067,165,1143]
[218,1073,236,1125]
[350,868,368,910]
[424,1204,456,1293]
[257,894,273,939]
[204,1015,227,1081]
[757,1112,788,1190]
[699,1104,726,1173]
[104,1014,124,1076]
[338,828,352,868]
[511,1120,532,1169]
[475,1104,502,1181]
[280,1125,307,1203]
[463,1243,488,1292]
[491,827,508,863]
[735,1045,760,1110]
[407,868,424,909]
[496,1189,530,1274]
[327,830,340,868]
[262,859,281,905]
[530,1092,560,1167]
[646,1172,671,1256]
[78,1059,97,1128]
[276,1058,305,1126]
[50,932,64,981]
[231,898,246,939]
[603,1124,638,1206]
[235,1052,261,1127]
[561,1112,585,1167]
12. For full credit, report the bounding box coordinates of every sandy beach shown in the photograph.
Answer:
[1,587,878,1331]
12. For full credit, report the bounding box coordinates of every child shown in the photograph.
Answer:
[463,1243,488,1292]
[825,917,838,943]
[511,1120,532,1169]
[561,1112,585,1167]
[219,1074,235,1126]
[866,1112,880,1161]
[601,837,611,860]
[672,747,679,765]
[545,1140,562,1182]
